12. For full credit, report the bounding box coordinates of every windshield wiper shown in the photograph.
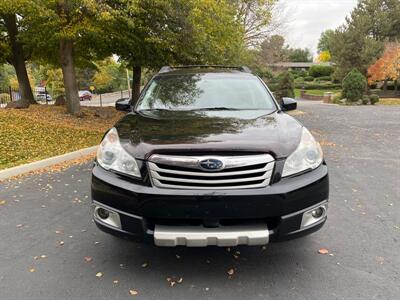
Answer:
[191,107,241,111]
[138,108,174,112]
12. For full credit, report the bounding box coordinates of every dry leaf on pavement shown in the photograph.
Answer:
[129,289,138,296]
[84,256,93,263]
[318,248,329,255]
[96,272,103,278]
[227,268,235,276]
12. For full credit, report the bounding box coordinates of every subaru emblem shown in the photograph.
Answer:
[199,159,224,171]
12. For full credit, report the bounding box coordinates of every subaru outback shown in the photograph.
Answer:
[91,66,329,247]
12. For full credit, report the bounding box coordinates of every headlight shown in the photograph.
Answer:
[282,127,323,177]
[97,127,141,178]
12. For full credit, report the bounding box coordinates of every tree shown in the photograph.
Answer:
[274,71,294,101]
[258,34,288,64]
[22,0,110,115]
[0,1,36,107]
[317,29,335,53]
[342,69,367,102]
[92,57,127,93]
[368,43,400,90]
[330,0,400,80]
[0,63,14,90]
[287,48,313,62]
[234,0,278,47]
[317,51,331,63]
[104,0,246,103]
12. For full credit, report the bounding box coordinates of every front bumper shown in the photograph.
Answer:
[91,163,329,246]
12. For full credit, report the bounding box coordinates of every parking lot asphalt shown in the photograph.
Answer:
[0,101,399,299]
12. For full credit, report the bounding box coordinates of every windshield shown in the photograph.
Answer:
[136,74,276,111]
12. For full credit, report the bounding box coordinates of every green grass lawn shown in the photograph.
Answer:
[295,88,342,98]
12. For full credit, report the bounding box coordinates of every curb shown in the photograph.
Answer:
[0,146,98,181]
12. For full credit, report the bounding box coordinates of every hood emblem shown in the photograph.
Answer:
[199,159,224,171]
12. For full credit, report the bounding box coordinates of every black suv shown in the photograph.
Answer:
[91,66,329,247]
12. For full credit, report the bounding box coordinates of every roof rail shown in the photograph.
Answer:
[158,65,252,74]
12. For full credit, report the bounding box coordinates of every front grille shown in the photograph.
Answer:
[148,154,274,190]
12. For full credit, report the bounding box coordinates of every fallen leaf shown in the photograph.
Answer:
[113,280,119,284]
[29,267,36,273]
[59,241,64,246]
[227,268,235,276]
[175,254,180,259]
[16,224,23,228]
[177,277,183,284]
[84,256,93,263]
[40,255,47,259]
[96,272,103,278]
[55,230,63,234]
[318,248,329,255]
[0,200,6,205]
[141,262,148,268]
[129,289,138,296]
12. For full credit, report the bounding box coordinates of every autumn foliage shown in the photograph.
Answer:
[367,43,400,84]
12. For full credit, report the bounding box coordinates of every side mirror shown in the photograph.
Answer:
[281,97,297,111]
[115,98,131,111]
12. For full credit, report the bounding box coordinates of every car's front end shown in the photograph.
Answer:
[91,66,329,247]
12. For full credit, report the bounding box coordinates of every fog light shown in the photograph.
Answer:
[301,203,327,228]
[94,205,122,229]
[311,207,324,218]
[97,208,110,219]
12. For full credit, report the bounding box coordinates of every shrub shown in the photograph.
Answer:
[0,93,10,104]
[332,92,342,104]
[370,89,381,94]
[253,66,274,80]
[294,77,304,83]
[319,76,331,81]
[362,95,370,105]
[267,82,278,92]
[304,76,314,81]
[369,94,379,105]
[342,69,367,102]
[274,71,295,100]
[299,70,308,78]
[309,65,334,77]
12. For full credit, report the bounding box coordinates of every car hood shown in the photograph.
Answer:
[114,110,303,160]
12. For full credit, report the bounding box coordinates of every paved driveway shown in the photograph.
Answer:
[1,102,399,299]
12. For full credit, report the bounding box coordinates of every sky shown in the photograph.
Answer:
[278,0,358,55]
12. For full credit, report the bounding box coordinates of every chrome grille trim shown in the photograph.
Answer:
[148,154,275,190]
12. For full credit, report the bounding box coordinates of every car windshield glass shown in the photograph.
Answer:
[137,74,276,111]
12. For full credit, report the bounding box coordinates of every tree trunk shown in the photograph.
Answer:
[131,66,142,104]
[3,14,35,107]
[59,39,81,115]
[383,79,387,92]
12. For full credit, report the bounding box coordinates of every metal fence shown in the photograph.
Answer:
[0,86,130,108]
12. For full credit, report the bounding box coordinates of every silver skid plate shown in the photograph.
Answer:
[154,224,269,247]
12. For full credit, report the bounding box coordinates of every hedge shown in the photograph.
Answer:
[294,83,342,90]
[308,65,334,77]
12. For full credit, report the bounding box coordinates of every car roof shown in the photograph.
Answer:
[156,66,254,77]
[156,68,255,77]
